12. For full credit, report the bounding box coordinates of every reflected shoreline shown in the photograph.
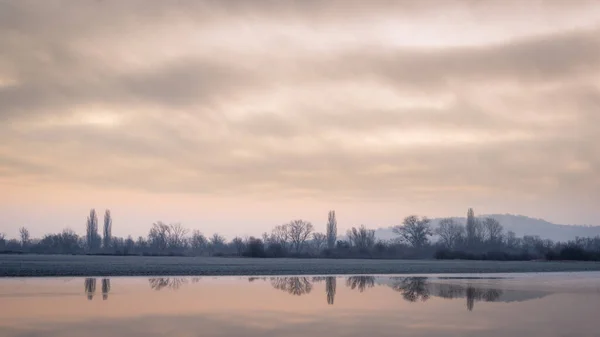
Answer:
[80,275,548,311]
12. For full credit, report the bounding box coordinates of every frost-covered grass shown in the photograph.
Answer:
[1,254,600,277]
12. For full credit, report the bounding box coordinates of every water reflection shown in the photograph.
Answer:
[247,277,267,283]
[263,276,526,311]
[101,279,111,300]
[309,277,336,304]
[346,276,375,293]
[387,277,503,310]
[5,273,598,337]
[270,277,313,296]
[84,278,96,300]
[149,278,187,291]
[390,277,430,302]
[442,284,502,311]
[83,278,111,300]
[85,276,542,311]
[326,276,336,305]
[148,278,201,291]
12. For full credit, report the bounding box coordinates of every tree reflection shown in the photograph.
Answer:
[84,278,96,300]
[390,277,430,302]
[149,278,188,291]
[326,277,336,305]
[466,287,476,311]
[270,277,313,296]
[132,274,506,312]
[248,277,267,283]
[434,283,503,311]
[346,276,375,293]
[482,288,502,302]
[101,278,111,300]
[465,286,502,311]
[435,284,465,299]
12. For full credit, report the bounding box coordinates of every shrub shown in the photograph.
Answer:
[265,243,287,257]
[434,249,534,261]
[243,238,266,258]
[546,245,600,261]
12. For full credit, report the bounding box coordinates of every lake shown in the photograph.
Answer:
[1,272,599,336]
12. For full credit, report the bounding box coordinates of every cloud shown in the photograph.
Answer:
[0,0,599,224]
[318,28,600,89]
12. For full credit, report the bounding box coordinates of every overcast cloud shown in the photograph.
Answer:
[1,0,599,236]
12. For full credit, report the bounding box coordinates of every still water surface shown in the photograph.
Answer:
[1,272,599,336]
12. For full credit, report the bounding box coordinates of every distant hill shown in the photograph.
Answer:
[375,214,600,242]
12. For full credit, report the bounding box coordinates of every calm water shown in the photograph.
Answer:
[1,272,599,336]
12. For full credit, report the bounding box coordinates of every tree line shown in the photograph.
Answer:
[1,208,599,261]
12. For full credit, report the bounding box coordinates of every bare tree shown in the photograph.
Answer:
[209,233,226,255]
[435,218,465,249]
[475,219,485,243]
[326,210,337,250]
[347,225,375,251]
[393,216,433,248]
[168,223,189,250]
[311,232,327,253]
[267,224,291,251]
[505,230,519,249]
[288,219,314,253]
[136,236,148,251]
[482,217,504,244]
[103,210,112,250]
[86,209,100,251]
[210,233,226,245]
[0,233,5,248]
[148,221,170,252]
[19,227,30,248]
[232,237,245,256]
[190,230,207,255]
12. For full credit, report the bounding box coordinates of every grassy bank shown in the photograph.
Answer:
[2,254,600,277]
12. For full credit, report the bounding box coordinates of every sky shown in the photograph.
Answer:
[1,0,599,239]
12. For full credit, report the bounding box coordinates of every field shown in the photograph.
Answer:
[2,254,600,277]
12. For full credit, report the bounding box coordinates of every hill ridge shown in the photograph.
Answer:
[374,214,600,242]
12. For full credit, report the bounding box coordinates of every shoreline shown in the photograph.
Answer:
[2,255,600,277]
